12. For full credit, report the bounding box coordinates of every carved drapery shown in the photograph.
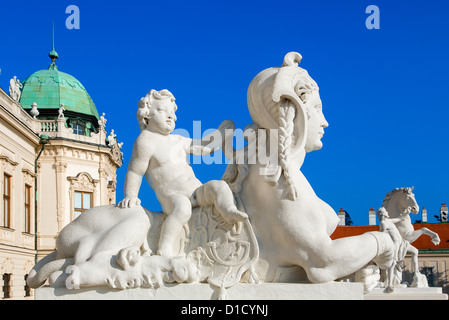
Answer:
[99,166,117,205]
[0,257,14,274]
[110,143,123,167]
[107,179,117,204]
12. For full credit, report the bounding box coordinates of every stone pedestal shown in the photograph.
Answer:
[35,282,365,300]
[364,287,448,300]
[35,283,448,300]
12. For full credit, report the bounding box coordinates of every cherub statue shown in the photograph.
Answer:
[108,129,116,146]
[58,104,65,119]
[118,89,248,257]
[98,112,107,128]
[9,76,23,101]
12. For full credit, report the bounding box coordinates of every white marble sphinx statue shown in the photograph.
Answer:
[27,52,439,298]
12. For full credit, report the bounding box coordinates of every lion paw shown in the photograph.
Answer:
[65,265,80,290]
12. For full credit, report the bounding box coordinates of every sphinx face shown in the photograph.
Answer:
[304,90,329,153]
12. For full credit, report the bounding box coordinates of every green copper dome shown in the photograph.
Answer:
[20,68,100,120]
[18,30,101,137]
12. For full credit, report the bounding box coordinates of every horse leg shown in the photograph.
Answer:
[421,227,440,245]
[404,228,440,245]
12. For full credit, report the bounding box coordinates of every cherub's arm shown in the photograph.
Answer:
[388,217,405,224]
[179,135,217,156]
[379,220,387,233]
[118,134,152,208]
[186,143,217,156]
[190,120,235,153]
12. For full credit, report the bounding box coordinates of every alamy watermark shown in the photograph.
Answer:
[172,121,279,166]
[65,5,380,31]
[66,5,80,30]
[366,5,380,29]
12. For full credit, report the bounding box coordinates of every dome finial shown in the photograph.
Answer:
[48,21,59,70]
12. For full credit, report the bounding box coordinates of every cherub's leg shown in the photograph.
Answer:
[158,194,192,257]
[196,180,248,223]
[385,263,395,293]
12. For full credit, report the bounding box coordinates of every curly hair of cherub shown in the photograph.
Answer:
[136,89,177,130]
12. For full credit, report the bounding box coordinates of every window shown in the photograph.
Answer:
[3,174,11,228]
[2,273,11,299]
[74,191,92,219]
[24,275,31,297]
[24,185,31,233]
[69,118,87,136]
[73,124,84,135]
[421,267,435,287]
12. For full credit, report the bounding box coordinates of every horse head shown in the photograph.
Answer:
[405,187,419,214]
[382,187,419,218]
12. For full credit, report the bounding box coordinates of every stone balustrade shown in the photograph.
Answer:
[0,88,107,146]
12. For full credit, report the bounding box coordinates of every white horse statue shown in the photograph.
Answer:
[380,187,440,286]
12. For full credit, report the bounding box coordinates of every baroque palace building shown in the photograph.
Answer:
[0,46,122,299]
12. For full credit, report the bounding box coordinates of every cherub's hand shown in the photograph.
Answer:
[118,196,141,208]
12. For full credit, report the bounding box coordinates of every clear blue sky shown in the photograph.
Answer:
[1,0,448,225]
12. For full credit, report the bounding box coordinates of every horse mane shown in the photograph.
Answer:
[381,187,413,208]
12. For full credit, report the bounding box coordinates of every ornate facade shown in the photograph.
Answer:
[0,48,122,299]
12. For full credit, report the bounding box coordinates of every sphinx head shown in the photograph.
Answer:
[246,52,329,200]
[247,52,328,154]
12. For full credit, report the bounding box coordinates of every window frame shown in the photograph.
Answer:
[24,274,31,297]
[74,190,93,218]
[24,184,32,233]
[2,273,11,299]
[72,124,84,135]
[3,173,11,228]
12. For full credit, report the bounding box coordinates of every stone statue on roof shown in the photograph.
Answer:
[58,104,65,119]
[98,112,107,129]
[9,76,22,101]
[107,129,116,146]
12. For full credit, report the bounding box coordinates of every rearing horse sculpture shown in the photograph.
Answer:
[380,187,440,278]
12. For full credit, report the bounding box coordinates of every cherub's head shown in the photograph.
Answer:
[377,207,389,220]
[137,89,178,134]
